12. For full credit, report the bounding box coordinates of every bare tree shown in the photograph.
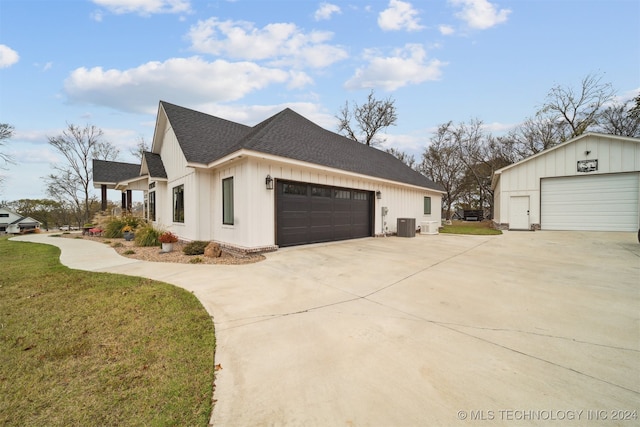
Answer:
[540,73,615,139]
[0,124,15,165]
[629,95,640,119]
[337,90,398,146]
[44,124,119,225]
[0,124,16,189]
[385,147,416,169]
[129,136,150,162]
[419,122,465,219]
[499,113,566,160]
[598,98,640,137]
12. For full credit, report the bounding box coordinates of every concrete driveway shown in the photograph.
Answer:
[14,231,640,426]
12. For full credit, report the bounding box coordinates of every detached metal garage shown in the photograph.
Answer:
[492,133,640,232]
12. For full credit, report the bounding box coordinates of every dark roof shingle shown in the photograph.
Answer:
[93,159,141,183]
[161,101,251,165]
[162,102,443,191]
[143,151,167,179]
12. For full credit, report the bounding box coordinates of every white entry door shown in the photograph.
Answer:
[509,196,530,230]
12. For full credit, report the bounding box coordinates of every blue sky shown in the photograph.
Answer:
[0,0,638,202]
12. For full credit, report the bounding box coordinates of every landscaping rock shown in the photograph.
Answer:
[204,242,222,258]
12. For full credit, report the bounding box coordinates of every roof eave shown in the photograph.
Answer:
[189,149,446,194]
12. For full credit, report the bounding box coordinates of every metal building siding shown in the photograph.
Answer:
[540,173,640,231]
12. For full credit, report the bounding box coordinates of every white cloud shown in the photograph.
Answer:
[187,18,348,69]
[439,25,455,35]
[63,56,295,114]
[449,0,510,30]
[91,0,191,15]
[378,0,424,32]
[91,9,104,21]
[0,45,19,68]
[380,132,427,153]
[345,44,446,91]
[315,3,341,21]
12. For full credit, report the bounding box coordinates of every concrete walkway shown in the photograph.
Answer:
[13,231,640,426]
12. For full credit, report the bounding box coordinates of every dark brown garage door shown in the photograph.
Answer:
[276,180,373,247]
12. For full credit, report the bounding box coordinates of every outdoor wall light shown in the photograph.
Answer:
[376,190,382,199]
[265,174,274,190]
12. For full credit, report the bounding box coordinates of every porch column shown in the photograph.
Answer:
[101,185,107,211]
[126,190,132,213]
[121,192,126,211]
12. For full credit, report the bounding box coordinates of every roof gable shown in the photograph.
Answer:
[161,101,251,164]
[142,151,167,179]
[494,132,640,175]
[491,132,640,189]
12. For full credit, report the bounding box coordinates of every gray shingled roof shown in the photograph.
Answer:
[162,101,444,191]
[161,102,250,165]
[93,159,141,183]
[143,151,167,179]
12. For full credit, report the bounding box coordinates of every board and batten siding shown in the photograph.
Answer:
[493,134,640,230]
[205,156,441,249]
[152,120,199,240]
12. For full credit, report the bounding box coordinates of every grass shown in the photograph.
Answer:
[439,220,503,235]
[0,237,216,426]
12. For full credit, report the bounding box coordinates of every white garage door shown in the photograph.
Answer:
[541,173,639,231]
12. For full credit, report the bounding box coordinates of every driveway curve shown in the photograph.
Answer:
[14,231,640,426]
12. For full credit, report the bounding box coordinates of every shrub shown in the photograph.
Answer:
[104,218,127,238]
[189,257,203,264]
[135,226,162,247]
[183,240,209,255]
[112,242,123,248]
[123,249,135,255]
[104,216,145,238]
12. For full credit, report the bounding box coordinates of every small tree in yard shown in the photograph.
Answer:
[44,124,120,225]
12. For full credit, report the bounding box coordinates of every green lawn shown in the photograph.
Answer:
[0,237,216,426]
[439,220,503,235]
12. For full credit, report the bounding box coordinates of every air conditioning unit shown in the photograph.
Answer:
[397,218,416,237]
[420,221,439,235]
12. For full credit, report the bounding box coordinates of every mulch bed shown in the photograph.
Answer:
[60,233,265,265]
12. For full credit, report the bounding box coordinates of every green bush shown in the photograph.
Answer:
[104,216,145,239]
[183,241,209,255]
[189,257,203,264]
[104,218,126,238]
[135,226,161,247]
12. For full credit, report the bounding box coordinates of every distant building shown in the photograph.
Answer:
[0,207,42,234]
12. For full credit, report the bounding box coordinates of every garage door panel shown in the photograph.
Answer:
[277,181,372,247]
[541,173,639,231]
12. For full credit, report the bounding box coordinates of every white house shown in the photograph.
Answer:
[0,207,41,234]
[491,133,640,231]
[94,101,444,251]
